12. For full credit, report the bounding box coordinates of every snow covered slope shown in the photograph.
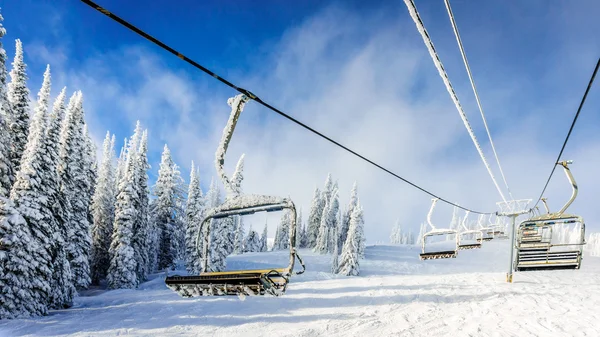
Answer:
[1,240,599,336]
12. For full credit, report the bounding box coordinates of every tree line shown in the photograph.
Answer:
[0,13,368,320]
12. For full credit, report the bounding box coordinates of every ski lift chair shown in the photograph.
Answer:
[458,211,482,250]
[165,94,305,297]
[489,216,508,239]
[515,161,586,271]
[420,199,459,260]
[476,214,495,242]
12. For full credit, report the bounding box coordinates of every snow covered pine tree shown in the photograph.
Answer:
[6,39,30,188]
[184,161,204,274]
[107,125,141,289]
[1,65,54,318]
[90,131,116,285]
[337,202,364,276]
[0,13,12,197]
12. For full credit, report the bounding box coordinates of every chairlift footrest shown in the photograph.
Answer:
[458,244,481,250]
[420,251,457,260]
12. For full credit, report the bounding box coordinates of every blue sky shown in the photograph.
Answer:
[1,0,599,240]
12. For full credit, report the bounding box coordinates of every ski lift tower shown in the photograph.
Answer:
[496,199,532,283]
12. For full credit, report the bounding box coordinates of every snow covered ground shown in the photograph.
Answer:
[2,240,599,337]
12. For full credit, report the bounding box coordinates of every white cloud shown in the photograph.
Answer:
[24,2,600,243]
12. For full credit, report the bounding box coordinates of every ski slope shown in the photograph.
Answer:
[1,240,599,337]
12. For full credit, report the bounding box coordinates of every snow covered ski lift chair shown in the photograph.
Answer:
[488,216,507,239]
[165,94,305,297]
[514,160,586,271]
[476,214,495,242]
[458,211,482,250]
[420,198,459,260]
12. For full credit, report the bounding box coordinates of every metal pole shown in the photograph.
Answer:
[507,214,516,283]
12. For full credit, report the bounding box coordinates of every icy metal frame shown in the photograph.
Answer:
[458,211,482,250]
[198,195,305,277]
[420,198,459,260]
[166,93,305,297]
[476,214,494,242]
[510,161,586,278]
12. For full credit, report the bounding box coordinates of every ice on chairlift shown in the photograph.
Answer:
[419,198,459,260]
[165,94,305,297]
[458,211,482,250]
[514,160,586,271]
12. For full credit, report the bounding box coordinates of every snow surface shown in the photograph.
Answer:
[1,240,600,336]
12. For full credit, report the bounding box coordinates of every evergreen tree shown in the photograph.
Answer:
[260,221,268,252]
[90,131,116,285]
[322,173,333,205]
[306,187,323,248]
[1,66,53,318]
[171,163,187,261]
[230,154,245,196]
[448,206,459,241]
[417,222,426,246]
[243,227,261,253]
[45,87,75,309]
[233,216,245,254]
[299,223,309,248]
[0,197,44,318]
[83,125,97,209]
[223,154,245,255]
[356,201,366,259]
[6,39,29,187]
[295,207,302,248]
[115,138,128,189]
[132,126,150,282]
[316,187,339,254]
[331,224,339,274]
[274,211,291,250]
[59,92,92,289]
[153,145,180,270]
[184,162,204,274]
[206,179,228,271]
[273,221,281,250]
[314,196,330,254]
[107,131,139,289]
[0,13,12,197]
[340,182,358,251]
[337,202,363,276]
[328,193,340,254]
[390,219,401,244]
[146,203,159,274]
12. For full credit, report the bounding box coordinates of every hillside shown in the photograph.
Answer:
[1,240,599,336]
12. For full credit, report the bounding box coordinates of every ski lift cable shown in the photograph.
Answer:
[532,57,600,210]
[402,0,508,204]
[442,0,514,200]
[79,0,495,215]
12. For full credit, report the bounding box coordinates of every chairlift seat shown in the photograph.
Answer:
[458,228,482,250]
[166,268,289,297]
[516,250,581,271]
[168,195,305,298]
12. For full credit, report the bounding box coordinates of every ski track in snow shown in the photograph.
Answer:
[1,241,599,337]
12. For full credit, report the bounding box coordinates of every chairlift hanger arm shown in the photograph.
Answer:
[460,210,470,231]
[427,198,438,230]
